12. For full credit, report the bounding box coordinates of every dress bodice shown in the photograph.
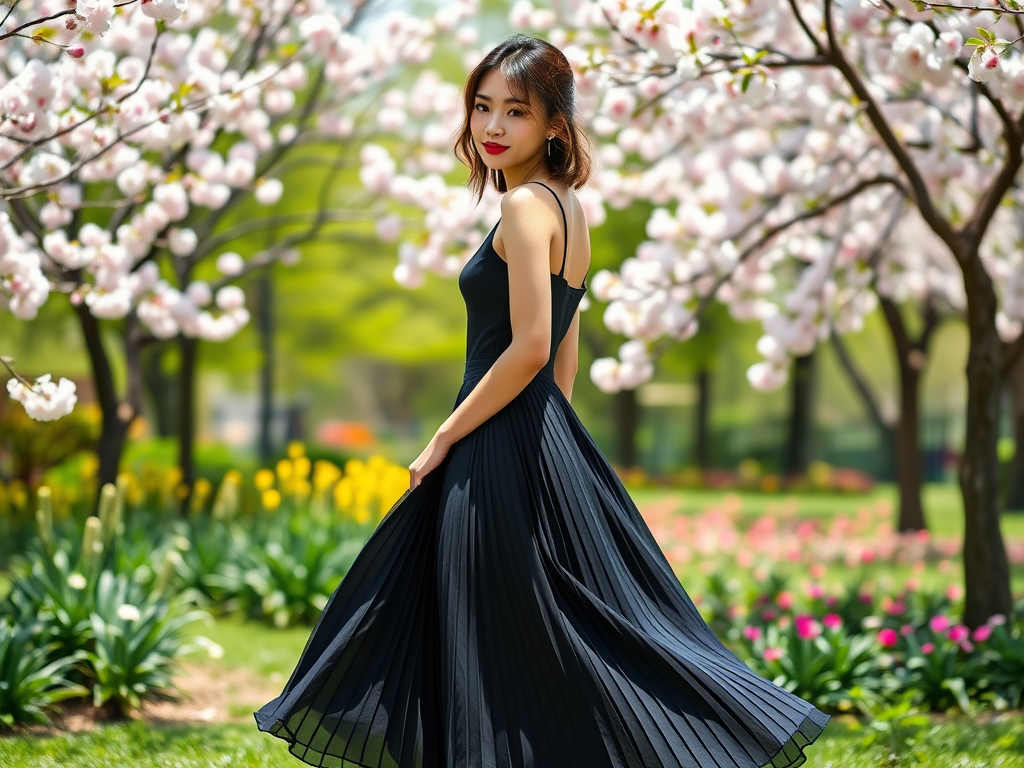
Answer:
[457,181,587,379]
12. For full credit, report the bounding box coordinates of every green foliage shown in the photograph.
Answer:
[0,618,87,729]
[82,572,209,716]
[848,692,932,767]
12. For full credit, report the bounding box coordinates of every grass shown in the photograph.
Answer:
[1,710,1022,767]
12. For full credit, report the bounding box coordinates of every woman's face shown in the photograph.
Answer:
[470,69,548,177]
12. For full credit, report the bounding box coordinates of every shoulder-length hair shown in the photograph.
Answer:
[453,34,593,203]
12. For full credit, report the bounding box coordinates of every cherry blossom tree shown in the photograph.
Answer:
[1,0,475,494]
[360,0,1024,626]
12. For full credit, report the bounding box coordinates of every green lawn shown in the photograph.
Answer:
[1,709,1022,767]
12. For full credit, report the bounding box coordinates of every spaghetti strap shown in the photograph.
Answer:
[527,180,569,279]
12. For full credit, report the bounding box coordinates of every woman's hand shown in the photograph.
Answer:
[408,431,452,490]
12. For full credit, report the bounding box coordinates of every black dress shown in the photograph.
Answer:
[254,180,830,768]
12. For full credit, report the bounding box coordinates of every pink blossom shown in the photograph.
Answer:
[806,583,825,600]
[921,642,935,655]
[822,613,842,630]
[988,614,1007,627]
[929,615,950,633]
[945,584,962,601]
[899,623,914,637]
[763,647,784,662]
[743,625,762,641]
[794,615,821,640]
[878,628,899,647]
[761,609,777,622]
[972,624,992,642]
[776,591,793,610]
[947,625,970,643]
[66,45,86,59]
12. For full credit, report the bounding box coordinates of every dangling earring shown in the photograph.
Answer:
[547,137,552,157]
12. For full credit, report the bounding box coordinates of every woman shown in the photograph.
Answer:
[255,33,830,768]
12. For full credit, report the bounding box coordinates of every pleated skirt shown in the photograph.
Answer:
[254,357,831,768]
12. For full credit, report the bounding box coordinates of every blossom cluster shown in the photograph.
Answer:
[358,0,1024,395]
[1,0,477,418]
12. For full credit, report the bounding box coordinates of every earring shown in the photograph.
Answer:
[547,137,552,156]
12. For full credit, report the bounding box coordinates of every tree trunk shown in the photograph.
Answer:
[75,305,130,493]
[877,297,936,533]
[959,258,1013,628]
[257,266,274,463]
[694,367,711,469]
[614,388,639,468]
[177,335,198,513]
[894,358,926,530]
[784,352,816,477]
[1005,349,1024,512]
[141,344,176,438]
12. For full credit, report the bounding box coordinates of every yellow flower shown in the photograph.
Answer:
[262,489,282,511]
[287,441,305,459]
[276,459,293,482]
[223,469,242,486]
[333,478,354,510]
[312,460,341,491]
[195,477,213,499]
[293,456,311,480]
[354,507,370,524]
[166,466,183,488]
[367,454,388,474]
[294,479,312,499]
[80,454,100,478]
[344,458,366,478]
[255,468,275,491]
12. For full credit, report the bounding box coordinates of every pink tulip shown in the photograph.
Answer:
[947,625,970,643]
[878,628,899,647]
[743,625,762,641]
[929,615,950,633]
[987,614,1007,627]
[899,623,914,637]
[776,591,793,610]
[761,609,777,622]
[763,647,784,661]
[794,615,821,640]
[945,584,963,601]
[921,642,935,655]
[972,624,992,642]
[822,613,842,630]
[806,583,825,599]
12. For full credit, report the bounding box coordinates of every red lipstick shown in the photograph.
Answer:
[483,142,508,154]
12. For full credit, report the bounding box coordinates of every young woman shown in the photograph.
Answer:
[255,33,830,768]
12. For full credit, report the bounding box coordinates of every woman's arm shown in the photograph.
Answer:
[553,306,580,402]
[435,185,557,446]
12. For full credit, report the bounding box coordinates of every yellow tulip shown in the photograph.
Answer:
[255,468,275,491]
[287,441,305,459]
[294,456,311,480]
[276,459,293,482]
[262,489,282,511]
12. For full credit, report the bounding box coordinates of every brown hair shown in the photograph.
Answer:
[453,34,593,203]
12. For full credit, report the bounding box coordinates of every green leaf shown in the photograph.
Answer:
[964,38,986,47]
[741,72,752,93]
